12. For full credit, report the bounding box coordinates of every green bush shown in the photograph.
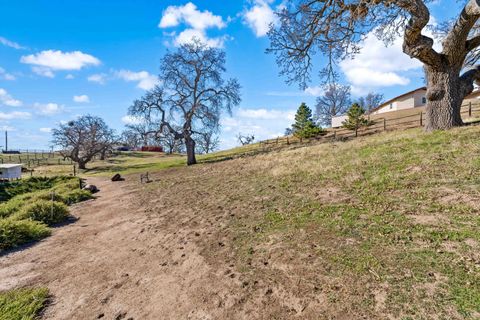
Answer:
[0,287,49,320]
[0,198,25,219]
[15,200,69,226]
[0,219,50,250]
[0,176,76,202]
[59,189,93,204]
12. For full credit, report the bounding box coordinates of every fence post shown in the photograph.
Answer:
[383,118,386,131]
[287,137,289,145]
[420,112,423,126]
[469,102,472,117]
[73,165,76,176]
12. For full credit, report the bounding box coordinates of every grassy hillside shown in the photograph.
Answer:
[134,125,480,318]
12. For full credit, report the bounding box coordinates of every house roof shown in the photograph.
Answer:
[0,164,22,169]
[368,86,427,114]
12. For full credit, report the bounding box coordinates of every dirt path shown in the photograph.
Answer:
[0,176,239,320]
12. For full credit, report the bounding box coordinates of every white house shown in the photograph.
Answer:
[369,87,427,115]
[331,87,427,128]
[0,164,22,180]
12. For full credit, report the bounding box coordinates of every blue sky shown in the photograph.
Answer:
[0,0,452,150]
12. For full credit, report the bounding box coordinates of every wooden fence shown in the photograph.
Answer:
[260,102,480,149]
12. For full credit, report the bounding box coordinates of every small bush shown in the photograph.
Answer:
[0,198,26,219]
[0,219,50,250]
[15,200,69,226]
[0,287,49,320]
[60,189,93,204]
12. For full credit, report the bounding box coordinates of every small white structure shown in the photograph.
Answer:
[0,164,22,180]
[331,115,348,128]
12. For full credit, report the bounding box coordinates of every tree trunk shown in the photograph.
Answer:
[425,68,464,131]
[78,161,86,170]
[185,137,197,165]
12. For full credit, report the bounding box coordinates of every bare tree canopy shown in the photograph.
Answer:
[237,133,255,146]
[268,0,480,130]
[315,83,351,126]
[357,92,385,112]
[129,40,241,165]
[52,115,116,169]
[195,128,220,154]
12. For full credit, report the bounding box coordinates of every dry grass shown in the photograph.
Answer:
[134,125,480,319]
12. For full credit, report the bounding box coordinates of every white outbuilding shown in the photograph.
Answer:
[0,164,22,180]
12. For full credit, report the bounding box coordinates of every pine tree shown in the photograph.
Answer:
[291,103,324,138]
[342,103,370,137]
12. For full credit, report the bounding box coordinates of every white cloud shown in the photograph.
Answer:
[237,108,295,120]
[88,73,107,84]
[115,70,158,90]
[0,36,25,49]
[39,127,52,133]
[0,67,16,80]
[244,0,277,37]
[339,18,439,94]
[21,50,100,77]
[121,115,144,125]
[159,2,227,48]
[32,66,55,78]
[33,102,65,116]
[159,2,225,30]
[0,111,31,121]
[73,95,90,103]
[304,86,324,96]
[220,107,295,149]
[65,74,75,79]
[174,28,228,48]
[0,88,22,107]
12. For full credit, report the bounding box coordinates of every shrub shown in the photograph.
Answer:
[0,287,49,320]
[0,198,25,219]
[59,189,93,205]
[15,200,69,226]
[0,219,50,250]
[0,176,77,202]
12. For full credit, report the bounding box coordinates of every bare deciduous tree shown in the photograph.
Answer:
[195,128,220,154]
[357,92,385,112]
[268,0,480,130]
[237,133,255,146]
[129,40,241,165]
[52,115,115,169]
[315,83,351,126]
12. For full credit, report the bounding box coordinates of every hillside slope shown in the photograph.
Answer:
[1,126,479,319]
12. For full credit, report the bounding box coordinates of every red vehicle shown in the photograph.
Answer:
[141,146,163,152]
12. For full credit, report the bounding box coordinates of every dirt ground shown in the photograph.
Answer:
[1,137,478,319]
[0,175,246,320]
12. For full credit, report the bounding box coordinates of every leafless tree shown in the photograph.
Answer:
[195,129,220,154]
[357,92,385,112]
[237,133,255,146]
[315,83,351,126]
[268,0,480,130]
[52,115,115,169]
[157,126,184,154]
[129,40,241,165]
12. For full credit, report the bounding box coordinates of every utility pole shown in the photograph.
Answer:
[4,131,7,152]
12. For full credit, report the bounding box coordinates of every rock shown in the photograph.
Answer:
[83,184,99,193]
[111,173,124,182]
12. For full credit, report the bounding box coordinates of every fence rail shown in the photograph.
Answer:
[260,102,480,149]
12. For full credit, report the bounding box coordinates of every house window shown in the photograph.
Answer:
[389,103,393,109]
[422,97,426,104]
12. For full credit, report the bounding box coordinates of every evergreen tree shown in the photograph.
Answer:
[291,103,324,138]
[342,103,371,137]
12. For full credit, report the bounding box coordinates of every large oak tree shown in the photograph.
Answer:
[268,0,480,130]
[52,115,116,169]
[129,40,241,165]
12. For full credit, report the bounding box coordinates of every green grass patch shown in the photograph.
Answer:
[0,176,92,251]
[0,287,49,320]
